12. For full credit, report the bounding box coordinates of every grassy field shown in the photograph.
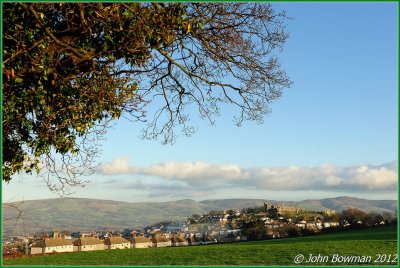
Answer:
[3,225,397,266]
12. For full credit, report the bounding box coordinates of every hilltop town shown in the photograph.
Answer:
[3,203,396,258]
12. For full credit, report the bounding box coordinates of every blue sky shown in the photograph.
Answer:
[3,2,398,203]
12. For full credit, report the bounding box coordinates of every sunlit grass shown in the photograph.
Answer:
[3,225,397,266]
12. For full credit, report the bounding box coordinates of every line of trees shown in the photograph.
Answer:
[340,208,396,227]
[239,207,396,240]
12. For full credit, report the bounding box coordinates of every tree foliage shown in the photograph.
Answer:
[3,2,291,194]
[341,208,369,225]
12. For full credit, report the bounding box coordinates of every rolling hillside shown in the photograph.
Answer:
[2,196,396,236]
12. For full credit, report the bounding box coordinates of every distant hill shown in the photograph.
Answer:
[2,196,396,236]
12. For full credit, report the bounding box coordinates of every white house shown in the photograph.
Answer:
[295,223,305,229]
[323,222,339,228]
[130,236,153,248]
[104,237,130,250]
[151,235,172,248]
[73,237,104,252]
[30,238,73,255]
[187,235,203,246]
[171,235,188,246]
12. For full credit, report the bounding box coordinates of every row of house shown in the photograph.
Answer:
[294,220,340,230]
[30,234,215,255]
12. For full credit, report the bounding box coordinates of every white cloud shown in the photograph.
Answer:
[324,176,343,186]
[348,165,397,190]
[97,157,140,175]
[144,162,248,181]
[97,158,398,196]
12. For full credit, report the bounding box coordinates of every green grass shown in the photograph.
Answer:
[3,225,397,266]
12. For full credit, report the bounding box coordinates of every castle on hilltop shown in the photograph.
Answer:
[264,203,304,215]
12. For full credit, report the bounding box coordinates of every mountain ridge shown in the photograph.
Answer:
[5,195,396,205]
[3,196,397,236]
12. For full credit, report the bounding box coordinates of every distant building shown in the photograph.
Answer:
[187,235,203,246]
[73,237,104,252]
[264,203,303,216]
[151,235,172,248]
[31,238,73,254]
[324,209,337,216]
[266,230,281,239]
[323,222,339,228]
[295,223,306,229]
[60,231,72,240]
[103,237,130,250]
[130,235,153,248]
[171,235,188,246]
[165,223,187,233]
